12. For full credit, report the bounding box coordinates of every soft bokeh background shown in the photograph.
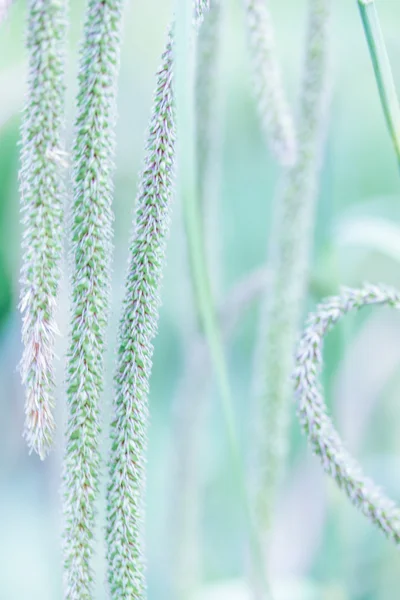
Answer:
[1,0,400,598]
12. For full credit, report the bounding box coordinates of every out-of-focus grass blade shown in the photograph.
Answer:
[335,215,400,262]
[358,0,400,168]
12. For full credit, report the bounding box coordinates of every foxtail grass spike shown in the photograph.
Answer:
[252,0,331,544]
[358,0,400,169]
[19,0,67,460]
[243,0,297,166]
[294,284,400,543]
[106,26,175,599]
[61,0,125,595]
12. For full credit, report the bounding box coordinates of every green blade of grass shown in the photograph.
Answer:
[358,0,400,167]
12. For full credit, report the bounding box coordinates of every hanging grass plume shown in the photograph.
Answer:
[19,0,67,460]
[62,0,125,595]
[106,26,175,599]
[294,284,400,543]
[252,0,331,546]
[243,0,297,166]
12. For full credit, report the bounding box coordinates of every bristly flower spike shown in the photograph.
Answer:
[61,0,125,595]
[294,284,400,544]
[19,0,67,460]
[105,25,176,600]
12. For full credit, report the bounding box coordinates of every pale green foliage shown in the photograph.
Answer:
[106,28,175,599]
[19,0,67,459]
[62,0,125,595]
[252,0,331,539]
[243,0,297,166]
[294,284,400,543]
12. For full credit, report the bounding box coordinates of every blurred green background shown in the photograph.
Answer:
[2,0,400,598]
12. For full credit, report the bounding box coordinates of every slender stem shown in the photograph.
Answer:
[169,266,270,599]
[169,2,224,596]
[196,0,224,297]
[175,0,269,595]
[358,0,400,168]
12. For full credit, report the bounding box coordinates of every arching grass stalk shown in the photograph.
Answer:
[19,0,67,459]
[294,284,400,543]
[243,0,297,166]
[358,0,400,169]
[62,0,125,595]
[251,0,331,562]
[175,0,269,595]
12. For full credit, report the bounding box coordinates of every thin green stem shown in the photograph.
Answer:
[169,267,270,599]
[175,0,269,595]
[169,3,224,596]
[358,0,400,168]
